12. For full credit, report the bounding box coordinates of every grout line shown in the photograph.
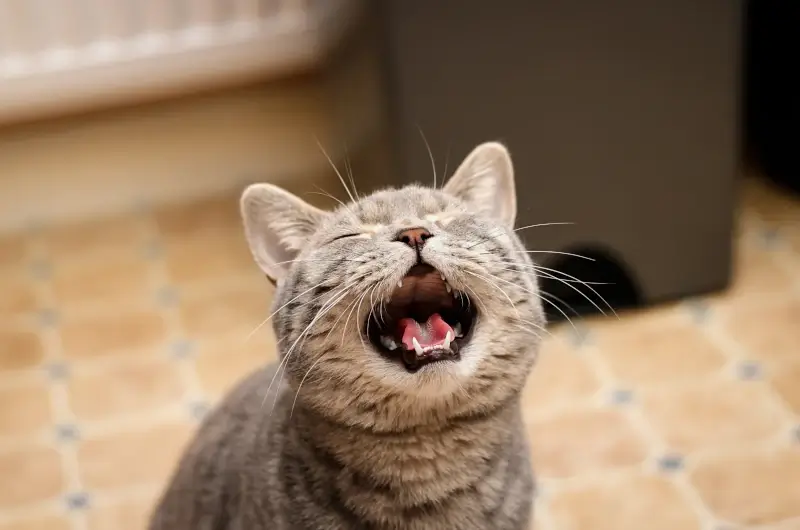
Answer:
[140,213,207,416]
[27,237,88,530]
[578,331,718,529]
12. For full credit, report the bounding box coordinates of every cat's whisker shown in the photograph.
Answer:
[461,269,521,320]
[290,352,327,419]
[491,263,611,286]
[261,281,357,411]
[456,260,580,332]
[534,264,619,318]
[513,221,575,232]
[315,139,356,204]
[353,289,372,353]
[492,261,614,286]
[283,284,364,414]
[339,291,365,348]
[245,281,329,343]
[533,270,609,318]
[537,289,581,330]
[512,250,595,261]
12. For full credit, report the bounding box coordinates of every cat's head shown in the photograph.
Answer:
[241,142,544,429]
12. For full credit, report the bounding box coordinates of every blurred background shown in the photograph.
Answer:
[0,1,798,529]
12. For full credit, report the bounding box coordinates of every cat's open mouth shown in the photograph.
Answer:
[366,264,476,372]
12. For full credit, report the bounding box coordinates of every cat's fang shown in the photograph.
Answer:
[397,280,403,288]
[412,337,424,356]
[442,331,453,350]
[454,322,463,337]
[445,282,452,293]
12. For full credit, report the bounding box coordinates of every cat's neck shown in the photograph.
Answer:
[287,396,523,482]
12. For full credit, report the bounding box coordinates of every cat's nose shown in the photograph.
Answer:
[396,227,433,249]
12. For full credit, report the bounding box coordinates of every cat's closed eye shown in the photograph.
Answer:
[327,233,363,244]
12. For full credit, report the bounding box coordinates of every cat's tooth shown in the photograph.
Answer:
[445,282,452,293]
[397,280,403,288]
[440,272,446,280]
[380,335,397,351]
[412,337,424,356]
[454,322,463,337]
[443,331,453,351]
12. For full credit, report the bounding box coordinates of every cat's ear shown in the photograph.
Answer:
[240,183,328,282]
[443,142,517,228]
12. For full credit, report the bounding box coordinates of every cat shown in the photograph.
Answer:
[149,142,545,530]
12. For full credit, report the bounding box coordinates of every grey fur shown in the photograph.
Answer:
[150,143,545,529]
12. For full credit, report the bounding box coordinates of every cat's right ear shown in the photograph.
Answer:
[240,183,328,283]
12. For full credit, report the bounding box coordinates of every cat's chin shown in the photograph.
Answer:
[365,264,477,374]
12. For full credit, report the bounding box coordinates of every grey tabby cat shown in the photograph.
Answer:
[149,142,545,530]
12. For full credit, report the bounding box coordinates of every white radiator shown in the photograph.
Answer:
[0,0,361,124]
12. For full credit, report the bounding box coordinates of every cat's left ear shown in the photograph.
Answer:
[443,142,516,228]
[240,183,329,282]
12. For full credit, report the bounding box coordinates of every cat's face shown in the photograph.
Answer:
[242,142,544,429]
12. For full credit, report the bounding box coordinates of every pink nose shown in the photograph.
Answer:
[396,227,433,249]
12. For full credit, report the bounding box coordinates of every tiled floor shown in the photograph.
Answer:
[0,176,798,530]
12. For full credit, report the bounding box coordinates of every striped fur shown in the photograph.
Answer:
[150,143,545,529]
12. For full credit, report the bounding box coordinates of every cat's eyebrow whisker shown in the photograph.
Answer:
[307,188,357,219]
[342,142,360,200]
[316,139,357,204]
[441,142,452,190]
[417,124,438,189]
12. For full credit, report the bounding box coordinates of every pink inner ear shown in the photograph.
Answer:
[397,314,454,350]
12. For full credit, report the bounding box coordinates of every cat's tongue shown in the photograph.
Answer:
[397,314,454,351]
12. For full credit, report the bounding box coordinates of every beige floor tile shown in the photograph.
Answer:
[594,320,727,388]
[522,340,601,412]
[155,194,241,242]
[86,492,158,530]
[640,379,786,454]
[689,447,800,526]
[52,253,152,309]
[719,245,796,303]
[769,359,800,415]
[0,444,65,509]
[0,515,71,530]
[195,334,277,397]
[0,274,39,318]
[164,231,260,286]
[719,299,800,363]
[0,329,44,371]
[0,234,27,269]
[59,309,166,359]
[77,422,194,490]
[547,473,701,530]
[179,285,272,340]
[40,213,147,260]
[526,408,648,479]
[0,380,53,436]
[68,359,185,421]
